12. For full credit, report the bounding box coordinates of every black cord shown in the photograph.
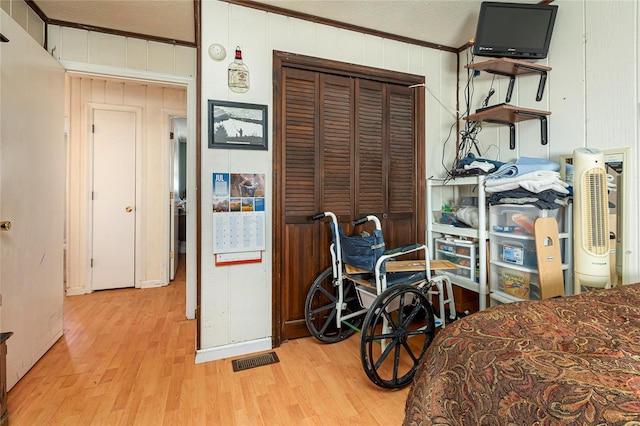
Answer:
[452,50,482,172]
[440,119,459,181]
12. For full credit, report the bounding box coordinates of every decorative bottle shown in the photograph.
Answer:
[228,46,249,93]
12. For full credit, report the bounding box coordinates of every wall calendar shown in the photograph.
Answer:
[212,172,266,255]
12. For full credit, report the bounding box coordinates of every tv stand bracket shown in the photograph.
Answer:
[484,64,548,103]
[484,111,547,150]
[514,111,548,146]
[484,120,516,149]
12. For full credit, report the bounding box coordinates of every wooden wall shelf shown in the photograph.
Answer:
[464,104,551,149]
[466,57,551,75]
[466,58,551,102]
[465,104,550,123]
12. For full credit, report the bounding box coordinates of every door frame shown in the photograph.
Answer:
[164,111,187,282]
[86,103,143,290]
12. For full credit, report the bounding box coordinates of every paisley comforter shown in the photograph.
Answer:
[404,284,640,425]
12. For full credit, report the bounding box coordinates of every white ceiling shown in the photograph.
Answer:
[31,0,539,49]
[251,0,488,49]
[33,0,197,44]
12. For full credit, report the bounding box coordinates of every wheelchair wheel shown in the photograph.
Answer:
[360,284,435,388]
[305,267,364,343]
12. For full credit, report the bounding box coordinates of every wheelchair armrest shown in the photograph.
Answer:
[377,243,428,264]
[383,243,423,256]
[373,243,429,294]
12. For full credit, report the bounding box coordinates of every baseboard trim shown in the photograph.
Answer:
[140,280,167,288]
[65,287,89,296]
[195,338,272,364]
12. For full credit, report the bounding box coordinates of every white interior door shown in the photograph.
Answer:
[91,108,137,290]
[1,10,65,390]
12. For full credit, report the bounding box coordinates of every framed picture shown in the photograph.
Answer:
[208,100,268,150]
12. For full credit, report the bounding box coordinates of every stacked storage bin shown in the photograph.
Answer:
[435,238,479,283]
[489,204,569,302]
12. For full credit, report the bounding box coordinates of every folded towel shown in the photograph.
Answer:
[485,171,569,194]
[520,179,570,194]
[488,157,561,179]
[485,170,561,187]
[464,160,496,173]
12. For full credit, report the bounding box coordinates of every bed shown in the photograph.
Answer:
[404,284,640,425]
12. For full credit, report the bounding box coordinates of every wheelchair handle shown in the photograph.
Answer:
[352,216,369,226]
[311,213,326,221]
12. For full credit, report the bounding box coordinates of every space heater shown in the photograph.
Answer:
[573,148,610,293]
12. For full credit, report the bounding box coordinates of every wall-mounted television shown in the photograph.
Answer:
[473,1,558,60]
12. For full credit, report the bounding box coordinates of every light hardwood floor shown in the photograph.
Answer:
[7,258,409,425]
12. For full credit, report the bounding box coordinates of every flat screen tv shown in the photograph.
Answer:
[473,2,558,60]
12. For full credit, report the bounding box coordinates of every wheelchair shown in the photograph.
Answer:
[304,212,456,389]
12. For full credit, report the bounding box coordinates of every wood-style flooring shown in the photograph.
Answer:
[7,257,409,425]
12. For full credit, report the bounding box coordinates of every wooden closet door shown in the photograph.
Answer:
[354,81,423,247]
[279,69,354,339]
[385,84,424,246]
[274,53,425,344]
[279,68,318,340]
[355,80,386,220]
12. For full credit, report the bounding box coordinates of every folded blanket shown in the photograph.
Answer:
[488,157,560,179]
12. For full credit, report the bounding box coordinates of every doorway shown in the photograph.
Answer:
[169,116,187,281]
[65,75,189,295]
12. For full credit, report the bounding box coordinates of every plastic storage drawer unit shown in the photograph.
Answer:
[492,264,541,300]
[435,238,479,282]
[490,205,559,235]
[494,236,538,267]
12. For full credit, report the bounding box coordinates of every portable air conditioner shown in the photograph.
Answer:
[573,148,610,293]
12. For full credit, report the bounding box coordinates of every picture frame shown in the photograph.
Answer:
[208,100,268,150]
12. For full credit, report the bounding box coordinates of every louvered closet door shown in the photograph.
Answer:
[355,81,422,247]
[385,84,422,245]
[278,64,423,342]
[355,80,386,219]
[280,70,354,339]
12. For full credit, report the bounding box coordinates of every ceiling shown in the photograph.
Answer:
[30,0,536,50]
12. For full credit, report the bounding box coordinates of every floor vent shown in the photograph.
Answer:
[232,352,280,372]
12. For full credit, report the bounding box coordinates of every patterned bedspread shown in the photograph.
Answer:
[404,284,640,425]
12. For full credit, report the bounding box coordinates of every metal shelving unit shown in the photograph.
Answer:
[427,176,489,310]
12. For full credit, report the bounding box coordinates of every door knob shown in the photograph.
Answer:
[125,206,133,213]
[0,221,11,231]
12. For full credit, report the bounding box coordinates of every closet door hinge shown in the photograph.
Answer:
[92,124,95,133]
[170,131,174,139]
[90,258,93,268]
